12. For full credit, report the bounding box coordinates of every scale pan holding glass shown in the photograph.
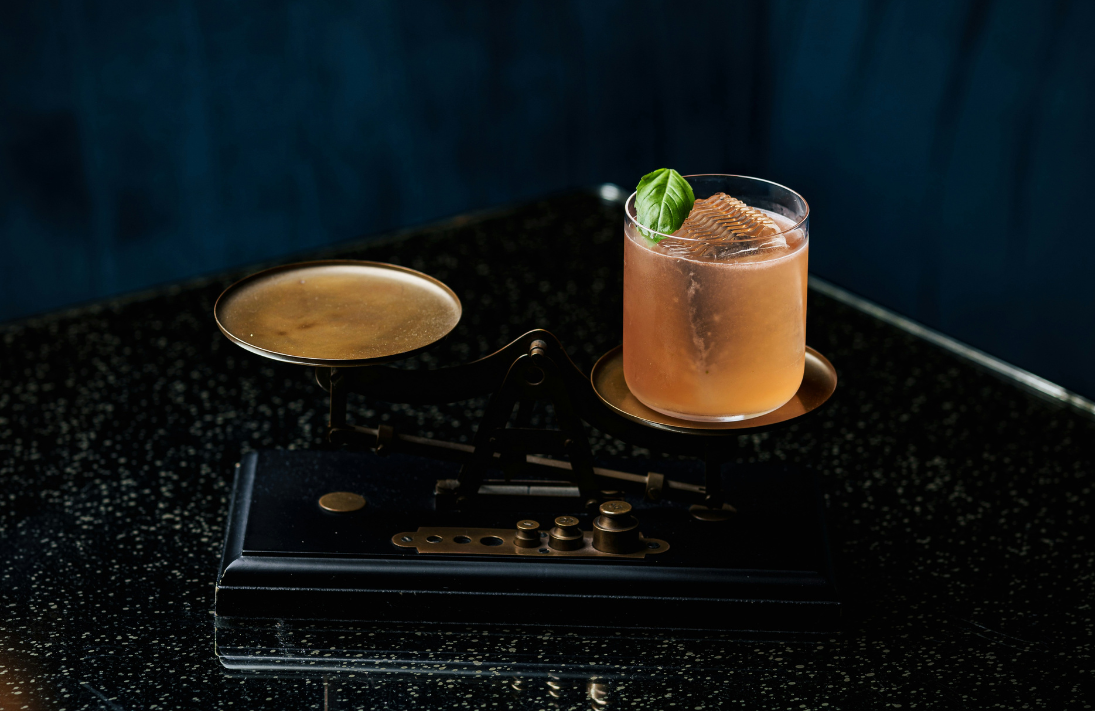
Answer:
[591,345,837,434]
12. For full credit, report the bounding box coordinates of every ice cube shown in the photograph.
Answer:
[654,237,712,259]
[651,193,794,260]
[654,236,783,261]
[674,193,787,247]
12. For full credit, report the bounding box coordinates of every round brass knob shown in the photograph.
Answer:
[549,515,584,551]
[592,500,640,553]
[514,519,541,548]
[318,491,366,513]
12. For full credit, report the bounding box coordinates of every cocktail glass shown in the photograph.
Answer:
[623,174,810,422]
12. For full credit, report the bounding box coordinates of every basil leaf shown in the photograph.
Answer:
[635,168,695,242]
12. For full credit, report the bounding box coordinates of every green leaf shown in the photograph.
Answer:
[635,168,695,242]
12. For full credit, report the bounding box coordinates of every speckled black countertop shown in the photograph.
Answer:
[2,192,1093,710]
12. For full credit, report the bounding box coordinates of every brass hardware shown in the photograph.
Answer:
[592,501,640,554]
[688,502,737,522]
[644,472,665,501]
[392,527,668,558]
[549,516,583,551]
[375,424,395,455]
[514,520,541,548]
[453,333,599,496]
[214,260,462,366]
[590,345,837,433]
[318,491,366,513]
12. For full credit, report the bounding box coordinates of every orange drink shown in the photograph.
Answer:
[623,175,809,422]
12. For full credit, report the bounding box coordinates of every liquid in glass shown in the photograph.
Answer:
[623,182,809,422]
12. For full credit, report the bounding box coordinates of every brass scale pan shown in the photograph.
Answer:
[214,260,836,431]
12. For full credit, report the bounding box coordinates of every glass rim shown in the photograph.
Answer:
[625,173,810,243]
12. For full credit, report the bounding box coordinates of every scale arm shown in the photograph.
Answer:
[316,329,593,406]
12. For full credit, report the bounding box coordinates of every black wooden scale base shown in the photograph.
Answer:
[215,449,841,633]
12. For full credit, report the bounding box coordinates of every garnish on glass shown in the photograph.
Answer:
[634,168,695,242]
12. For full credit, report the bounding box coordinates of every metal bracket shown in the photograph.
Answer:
[457,339,597,496]
[645,471,665,501]
[375,424,395,456]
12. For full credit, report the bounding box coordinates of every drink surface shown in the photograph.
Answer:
[623,208,808,421]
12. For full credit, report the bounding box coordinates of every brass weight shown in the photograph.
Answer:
[548,516,584,551]
[592,500,640,554]
[514,519,542,548]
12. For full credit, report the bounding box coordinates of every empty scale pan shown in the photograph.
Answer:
[214,260,462,367]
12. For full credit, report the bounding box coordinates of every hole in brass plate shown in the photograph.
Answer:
[647,542,660,549]
[480,536,504,547]
[400,535,413,543]
[426,535,442,543]
[538,548,550,554]
[454,535,471,544]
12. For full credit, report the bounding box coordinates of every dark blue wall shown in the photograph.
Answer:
[2,0,1094,399]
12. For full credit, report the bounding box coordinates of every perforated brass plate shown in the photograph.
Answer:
[214,260,462,366]
[591,346,837,433]
[392,528,669,558]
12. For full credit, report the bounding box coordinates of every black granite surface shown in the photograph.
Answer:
[1,192,1093,709]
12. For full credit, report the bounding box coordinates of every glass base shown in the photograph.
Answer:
[635,397,788,423]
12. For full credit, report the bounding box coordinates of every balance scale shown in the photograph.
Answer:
[212,260,840,635]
